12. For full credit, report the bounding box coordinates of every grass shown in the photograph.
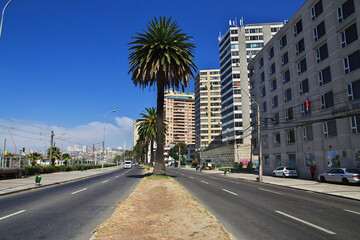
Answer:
[147,174,171,179]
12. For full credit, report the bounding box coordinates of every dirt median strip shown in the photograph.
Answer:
[92,176,233,240]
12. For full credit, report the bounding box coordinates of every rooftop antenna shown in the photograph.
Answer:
[218,32,222,42]
[229,20,232,26]
[235,17,238,26]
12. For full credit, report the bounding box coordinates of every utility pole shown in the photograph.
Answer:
[178,145,181,168]
[93,144,95,165]
[2,138,6,168]
[49,131,54,165]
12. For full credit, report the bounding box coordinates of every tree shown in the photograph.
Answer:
[47,147,61,166]
[128,17,197,175]
[27,152,42,166]
[62,153,71,166]
[168,142,188,162]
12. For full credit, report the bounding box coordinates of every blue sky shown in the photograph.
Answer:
[0,0,305,153]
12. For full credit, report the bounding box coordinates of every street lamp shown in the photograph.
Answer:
[103,110,116,172]
[0,0,13,40]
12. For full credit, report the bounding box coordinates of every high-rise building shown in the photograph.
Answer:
[248,0,360,178]
[164,89,195,161]
[194,69,222,149]
[218,20,284,145]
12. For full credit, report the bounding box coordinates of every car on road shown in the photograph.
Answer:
[318,168,360,184]
[272,166,298,178]
[124,161,132,169]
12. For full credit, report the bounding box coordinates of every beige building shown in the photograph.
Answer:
[194,70,222,150]
[164,89,195,161]
[248,0,360,178]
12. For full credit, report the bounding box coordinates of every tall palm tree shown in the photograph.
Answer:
[128,17,197,175]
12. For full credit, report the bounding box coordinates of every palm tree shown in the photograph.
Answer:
[47,147,61,166]
[128,17,197,175]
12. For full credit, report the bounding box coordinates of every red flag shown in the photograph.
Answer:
[305,95,311,111]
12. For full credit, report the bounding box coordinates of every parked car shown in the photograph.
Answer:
[124,161,132,169]
[318,168,360,184]
[272,166,298,178]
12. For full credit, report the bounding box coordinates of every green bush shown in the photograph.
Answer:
[239,162,243,169]
[247,161,253,169]
[216,164,222,168]
[233,162,239,169]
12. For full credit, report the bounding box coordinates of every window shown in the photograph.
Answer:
[316,43,329,63]
[262,136,269,148]
[318,66,331,86]
[273,132,281,145]
[231,37,238,41]
[264,155,270,166]
[289,154,296,166]
[273,113,280,125]
[230,29,238,34]
[299,79,309,95]
[286,129,295,144]
[270,79,277,91]
[321,91,334,109]
[279,35,287,49]
[284,88,292,102]
[347,79,360,101]
[303,125,313,141]
[297,58,307,75]
[338,0,355,23]
[261,102,267,113]
[323,120,337,137]
[285,107,294,121]
[275,154,282,166]
[314,21,326,41]
[261,86,266,98]
[272,96,278,108]
[281,52,289,66]
[295,39,305,55]
[268,47,274,60]
[344,50,360,74]
[311,0,323,20]
[260,72,265,83]
[270,63,276,75]
[282,69,290,84]
[341,23,358,48]
[259,57,264,68]
[293,19,303,36]
[350,115,360,134]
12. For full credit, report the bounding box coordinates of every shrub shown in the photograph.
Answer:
[216,164,222,168]
[239,162,243,169]
[233,162,239,169]
[247,161,253,169]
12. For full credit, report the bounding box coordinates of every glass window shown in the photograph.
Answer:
[275,154,282,166]
[271,79,277,91]
[318,66,331,86]
[284,88,292,102]
[293,19,303,36]
[350,115,360,134]
[282,52,289,66]
[305,152,315,167]
[347,79,360,101]
[268,47,274,60]
[279,35,287,49]
[289,154,296,166]
[341,23,358,48]
[295,38,305,55]
[321,91,334,109]
[272,95,278,108]
[299,79,309,95]
[311,0,323,20]
[297,58,307,75]
[264,155,270,166]
[286,129,295,144]
[338,0,355,23]
[316,43,328,63]
[323,120,337,137]
[283,69,290,84]
[314,21,326,41]
[326,150,340,167]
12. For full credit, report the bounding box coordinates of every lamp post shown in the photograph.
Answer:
[0,0,13,40]
[103,110,116,172]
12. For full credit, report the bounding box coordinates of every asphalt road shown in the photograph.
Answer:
[0,166,143,240]
[167,168,360,240]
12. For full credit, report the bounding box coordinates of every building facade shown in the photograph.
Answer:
[194,69,222,150]
[248,0,360,178]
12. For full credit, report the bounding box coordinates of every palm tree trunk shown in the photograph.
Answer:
[154,75,166,175]
[150,140,154,166]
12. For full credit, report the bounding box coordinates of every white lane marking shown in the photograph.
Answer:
[276,211,336,235]
[102,180,109,183]
[71,188,87,195]
[259,188,283,195]
[201,181,209,184]
[189,176,194,179]
[115,176,119,178]
[344,209,360,215]
[0,210,26,221]
[121,173,124,175]
[222,189,238,196]
[181,174,184,176]
[209,177,218,180]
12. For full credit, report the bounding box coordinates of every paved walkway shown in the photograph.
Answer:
[180,167,360,201]
[0,166,120,196]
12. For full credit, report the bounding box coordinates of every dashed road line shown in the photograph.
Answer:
[276,211,336,235]
[71,188,87,195]
[259,188,283,195]
[189,176,194,179]
[102,180,109,183]
[344,209,360,215]
[222,189,238,196]
[201,181,209,184]
[0,210,26,221]
[115,176,119,178]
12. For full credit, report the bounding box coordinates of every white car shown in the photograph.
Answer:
[272,166,298,178]
[318,168,360,184]
[124,161,132,169]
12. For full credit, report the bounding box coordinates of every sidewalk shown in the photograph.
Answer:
[180,167,360,201]
[0,166,120,196]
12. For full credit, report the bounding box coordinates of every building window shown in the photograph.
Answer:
[273,132,281,146]
[323,120,337,137]
[281,52,289,66]
[338,0,355,23]
[230,29,238,34]
[289,154,296,166]
[270,79,277,91]
[299,79,309,95]
[275,154,282,166]
[293,19,303,36]
[264,155,270,166]
[318,66,331,86]
[303,125,313,141]
[284,88,292,102]
[268,47,274,60]
[279,35,287,49]
[260,71,265,83]
[316,43,329,63]
[261,86,266,98]
[261,101,267,113]
[273,112,280,125]
[295,38,305,55]
[311,0,323,20]
[341,23,358,48]
[262,136,269,148]
[314,21,326,41]
[297,58,307,75]
[350,115,360,134]
[347,79,360,101]
[259,57,264,68]
[285,107,294,121]
[286,129,295,144]
[321,91,334,109]
[344,50,360,74]
[272,96,278,108]
[282,70,290,84]
[270,63,276,75]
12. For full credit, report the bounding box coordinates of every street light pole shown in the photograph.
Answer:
[0,0,13,40]
[103,110,116,172]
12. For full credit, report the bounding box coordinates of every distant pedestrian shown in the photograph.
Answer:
[310,165,316,180]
